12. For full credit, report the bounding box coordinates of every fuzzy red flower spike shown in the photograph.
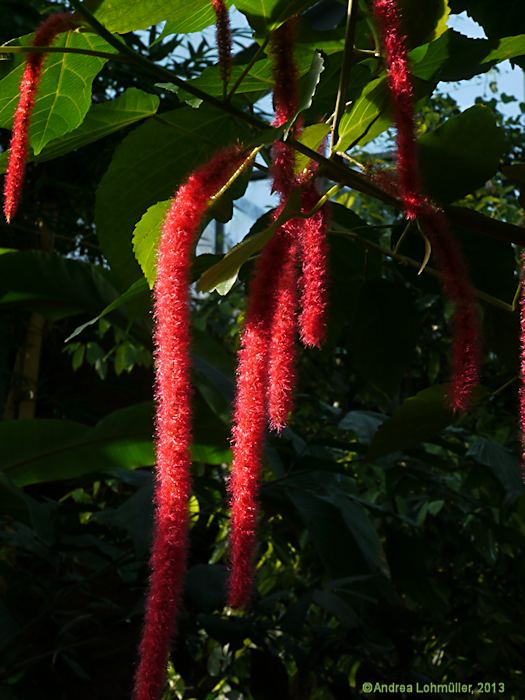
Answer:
[3,13,77,223]
[133,145,246,700]
[373,0,480,411]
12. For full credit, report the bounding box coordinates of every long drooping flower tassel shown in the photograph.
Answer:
[211,0,232,88]
[297,183,330,348]
[265,19,301,431]
[518,252,525,482]
[133,145,245,700]
[372,0,480,410]
[228,231,286,607]
[3,13,77,223]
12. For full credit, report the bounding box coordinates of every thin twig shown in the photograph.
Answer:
[331,0,359,151]
[0,44,124,61]
[227,36,270,100]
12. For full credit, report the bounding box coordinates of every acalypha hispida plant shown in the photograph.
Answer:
[5,2,522,699]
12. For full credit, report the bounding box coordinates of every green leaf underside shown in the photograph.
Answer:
[0,402,229,486]
[419,105,505,202]
[0,88,160,174]
[0,250,118,321]
[0,32,115,155]
[366,385,453,461]
[94,0,232,34]
[95,105,251,289]
[66,277,150,342]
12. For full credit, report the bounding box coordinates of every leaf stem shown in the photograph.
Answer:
[0,44,124,61]
[227,36,270,100]
[334,229,515,313]
[331,0,359,152]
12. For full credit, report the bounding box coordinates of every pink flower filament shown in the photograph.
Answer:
[3,13,77,223]
[133,145,246,700]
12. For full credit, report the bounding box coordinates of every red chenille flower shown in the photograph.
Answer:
[372,0,480,410]
[133,145,245,700]
[3,13,77,223]
[211,0,232,86]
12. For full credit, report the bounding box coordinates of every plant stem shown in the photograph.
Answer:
[334,229,515,313]
[227,36,270,100]
[0,44,124,61]
[331,0,359,151]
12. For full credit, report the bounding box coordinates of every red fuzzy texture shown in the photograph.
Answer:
[417,203,480,412]
[267,222,299,431]
[265,18,302,430]
[3,13,77,223]
[519,252,525,482]
[228,232,285,608]
[211,0,232,86]
[297,184,329,348]
[372,0,480,409]
[133,145,245,700]
[372,0,421,219]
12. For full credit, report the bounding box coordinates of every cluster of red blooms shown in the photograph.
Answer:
[2,3,523,699]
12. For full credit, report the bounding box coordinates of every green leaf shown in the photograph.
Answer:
[412,30,525,84]
[66,277,150,342]
[95,0,231,34]
[335,76,390,152]
[466,438,523,498]
[0,88,159,174]
[293,123,330,175]
[132,200,171,288]
[233,0,320,29]
[95,105,251,288]
[0,32,115,154]
[0,404,155,486]
[398,0,450,47]
[196,190,301,295]
[0,250,118,321]
[418,105,506,202]
[366,385,453,461]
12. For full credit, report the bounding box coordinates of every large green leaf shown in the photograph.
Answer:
[0,402,230,486]
[0,404,154,486]
[233,0,320,28]
[418,105,505,203]
[412,31,525,83]
[398,0,450,47]
[66,277,151,342]
[366,385,453,461]
[94,0,231,34]
[132,200,171,288]
[95,105,251,288]
[0,32,115,154]
[0,88,159,173]
[0,250,118,320]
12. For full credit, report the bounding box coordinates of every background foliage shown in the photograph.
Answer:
[1,1,525,698]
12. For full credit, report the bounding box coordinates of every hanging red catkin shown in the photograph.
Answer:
[133,145,246,700]
[372,0,480,411]
[3,13,77,223]
[211,0,232,87]
[228,231,286,607]
[297,182,330,348]
[371,0,420,219]
[519,252,525,482]
[265,19,301,431]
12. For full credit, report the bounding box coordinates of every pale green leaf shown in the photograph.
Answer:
[0,88,159,173]
[0,32,115,154]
